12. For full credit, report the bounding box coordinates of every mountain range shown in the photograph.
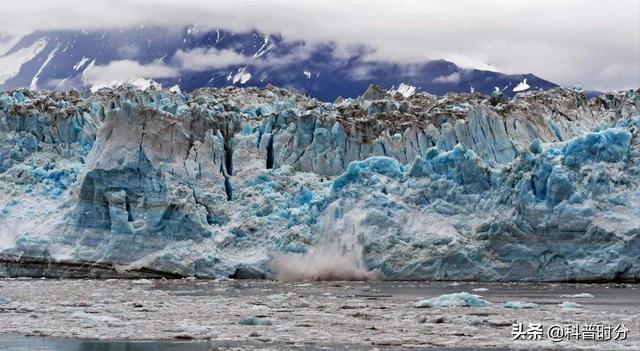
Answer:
[0,26,559,100]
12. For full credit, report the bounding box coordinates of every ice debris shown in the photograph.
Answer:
[561,293,594,298]
[0,296,11,305]
[239,317,274,326]
[559,302,582,310]
[70,311,122,325]
[175,321,208,334]
[504,301,537,309]
[415,292,491,308]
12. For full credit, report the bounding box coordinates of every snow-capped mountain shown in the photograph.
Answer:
[0,26,558,100]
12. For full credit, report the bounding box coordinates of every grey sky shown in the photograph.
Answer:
[2,0,638,91]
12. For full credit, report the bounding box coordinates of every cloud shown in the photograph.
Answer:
[349,65,375,81]
[117,45,141,60]
[0,0,638,91]
[174,48,249,71]
[173,45,312,71]
[83,59,179,85]
[432,72,462,84]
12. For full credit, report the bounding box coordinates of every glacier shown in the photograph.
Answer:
[0,84,638,281]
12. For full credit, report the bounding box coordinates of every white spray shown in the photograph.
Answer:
[270,203,382,281]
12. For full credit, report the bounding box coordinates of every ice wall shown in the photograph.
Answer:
[0,84,638,281]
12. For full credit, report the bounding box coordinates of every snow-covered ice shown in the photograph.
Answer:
[0,37,48,85]
[513,78,531,92]
[389,83,417,97]
[30,45,60,90]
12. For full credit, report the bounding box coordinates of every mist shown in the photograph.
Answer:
[270,205,382,282]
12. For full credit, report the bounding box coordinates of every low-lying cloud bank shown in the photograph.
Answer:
[82,44,314,87]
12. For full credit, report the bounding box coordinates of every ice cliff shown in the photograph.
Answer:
[0,84,638,281]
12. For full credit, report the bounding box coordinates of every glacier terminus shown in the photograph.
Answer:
[0,84,639,282]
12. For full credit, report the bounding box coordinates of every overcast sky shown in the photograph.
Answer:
[1,0,638,91]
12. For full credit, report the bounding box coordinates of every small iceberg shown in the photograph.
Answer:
[560,293,594,298]
[415,292,491,308]
[239,317,274,326]
[504,301,537,309]
[559,301,582,310]
[70,311,122,325]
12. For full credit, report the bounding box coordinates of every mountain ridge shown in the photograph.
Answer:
[0,26,560,101]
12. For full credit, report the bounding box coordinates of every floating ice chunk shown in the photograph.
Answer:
[268,293,288,302]
[239,317,274,326]
[415,292,491,308]
[561,293,594,298]
[504,301,537,309]
[0,296,11,305]
[472,287,488,292]
[559,301,582,309]
[513,78,530,92]
[70,311,121,324]
[175,321,208,334]
[303,71,312,79]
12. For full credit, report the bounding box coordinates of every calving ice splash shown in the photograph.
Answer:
[271,203,382,281]
[0,84,639,282]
